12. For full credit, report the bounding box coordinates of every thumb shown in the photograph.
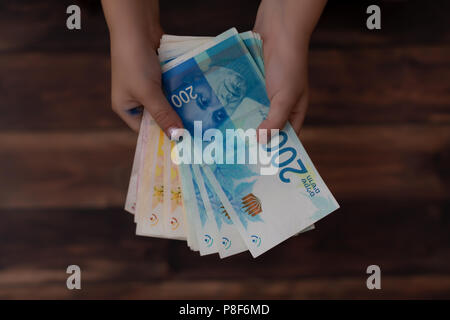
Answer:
[257,91,294,143]
[140,85,184,139]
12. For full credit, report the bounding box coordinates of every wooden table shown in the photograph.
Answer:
[0,0,449,299]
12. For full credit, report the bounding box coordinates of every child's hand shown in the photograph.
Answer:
[254,0,327,136]
[102,0,183,136]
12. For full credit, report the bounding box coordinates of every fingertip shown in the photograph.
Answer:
[258,118,286,132]
[257,120,274,144]
[141,90,185,139]
[257,130,268,145]
[161,117,184,139]
[167,127,184,141]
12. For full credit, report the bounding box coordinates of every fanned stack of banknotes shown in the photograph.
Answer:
[125,28,339,258]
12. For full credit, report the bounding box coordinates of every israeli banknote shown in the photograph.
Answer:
[125,29,336,258]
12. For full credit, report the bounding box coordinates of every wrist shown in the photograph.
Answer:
[102,0,162,50]
[255,0,325,48]
[109,22,162,50]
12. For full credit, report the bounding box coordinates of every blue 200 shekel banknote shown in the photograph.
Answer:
[159,31,262,257]
[162,28,339,257]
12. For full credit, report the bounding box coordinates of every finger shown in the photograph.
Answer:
[126,105,144,116]
[140,86,184,139]
[289,92,309,136]
[112,101,143,133]
[257,91,297,143]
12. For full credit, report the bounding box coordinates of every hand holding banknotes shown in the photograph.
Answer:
[102,0,183,135]
[103,0,327,138]
[102,0,339,258]
[254,0,327,136]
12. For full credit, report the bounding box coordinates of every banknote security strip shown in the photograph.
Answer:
[125,29,338,258]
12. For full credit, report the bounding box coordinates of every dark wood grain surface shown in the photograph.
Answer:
[0,0,449,299]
